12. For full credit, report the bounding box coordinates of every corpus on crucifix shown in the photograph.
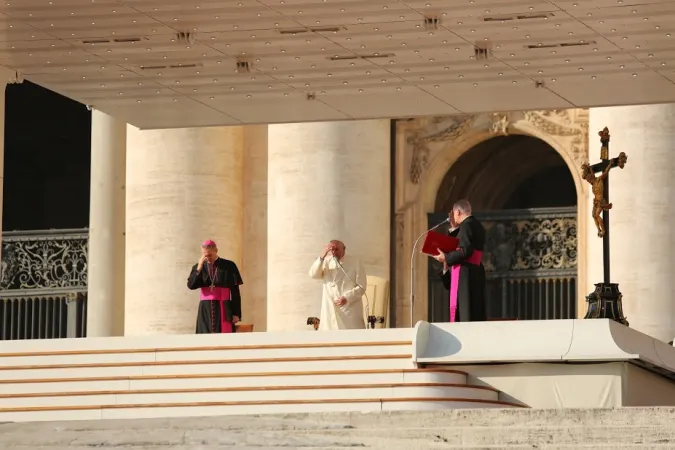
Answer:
[581,127,629,325]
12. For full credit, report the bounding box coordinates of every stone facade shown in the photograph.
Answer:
[96,106,675,341]
[392,110,591,327]
[116,112,593,334]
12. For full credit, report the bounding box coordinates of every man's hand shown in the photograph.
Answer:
[433,248,446,263]
[449,215,457,229]
[233,315,240,324]
[321,243,335,259]
[197,255,207,271]
[335,296,348,307]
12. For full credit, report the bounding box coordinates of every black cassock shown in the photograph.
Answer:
[439,216,487,322]
[187,258,243,334]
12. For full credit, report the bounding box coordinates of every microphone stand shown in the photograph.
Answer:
[409,219,449,328]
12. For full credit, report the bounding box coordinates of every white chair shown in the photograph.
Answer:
[363,276,390,328]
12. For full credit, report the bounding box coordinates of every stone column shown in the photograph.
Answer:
[0,68,18,262]
[87,110,127,336]
[267,120,391,331]
[588,104,675,342]
[125,126,243,335]
[0,81,7,261]
[241,125,268,332]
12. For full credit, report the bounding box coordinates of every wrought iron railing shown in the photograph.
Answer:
[486,271,576,320]
[428,207,577,321]
[0,229,88,340]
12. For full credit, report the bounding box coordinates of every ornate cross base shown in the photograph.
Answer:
[584,283,629,326]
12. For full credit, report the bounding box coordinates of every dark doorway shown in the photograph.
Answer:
[435,135,576,212]
[3,81,91,231]
[428,135,578,322]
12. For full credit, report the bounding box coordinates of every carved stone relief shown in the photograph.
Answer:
[570,122,590,166]
[406,115,474,184]
[523,110,588,166]
[402,109,588,187]
[408,132,429,185]
[489,112,510,136]
[395,213,405,248]
[523,110,581,137]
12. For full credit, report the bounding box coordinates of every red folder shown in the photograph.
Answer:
[421,230,459,256]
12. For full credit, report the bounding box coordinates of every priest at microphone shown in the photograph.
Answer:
[432,200,487,322]
[309,240,367,330]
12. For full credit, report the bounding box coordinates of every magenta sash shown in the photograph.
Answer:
[200,287,232,333]
[200,286,230,301]
[449,250,483,322]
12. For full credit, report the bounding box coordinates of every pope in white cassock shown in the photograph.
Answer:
[309,240,367,330]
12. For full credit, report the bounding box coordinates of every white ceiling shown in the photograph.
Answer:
[1,0,674,129]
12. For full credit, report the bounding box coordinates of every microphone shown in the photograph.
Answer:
[409,218,450,328]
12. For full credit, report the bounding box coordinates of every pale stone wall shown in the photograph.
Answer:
[393,111,590,327]
[267,120,391,331]
[241,125,268,332]
[588,105,675,342]
[125,126,244,335]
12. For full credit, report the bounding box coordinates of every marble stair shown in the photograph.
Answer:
[0,329,521,422]
[2,408,675,448]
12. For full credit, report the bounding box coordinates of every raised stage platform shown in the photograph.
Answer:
[0,319,674,422]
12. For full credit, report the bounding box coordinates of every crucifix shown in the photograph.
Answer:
[581,127,629,325]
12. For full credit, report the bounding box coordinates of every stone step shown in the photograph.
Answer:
[0,328,521,424]
[0,368,468,394]
[0,354,414,380]
[1,408,673,448]
[0,340,413,366]
[0,383,503,408]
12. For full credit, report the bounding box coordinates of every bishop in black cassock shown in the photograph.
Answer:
[187,240,244,334]
[433,200,487,322]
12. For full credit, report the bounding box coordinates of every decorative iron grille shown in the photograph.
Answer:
[428,207,577,321]
[0,229,88,340]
